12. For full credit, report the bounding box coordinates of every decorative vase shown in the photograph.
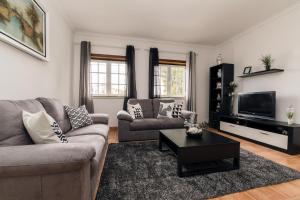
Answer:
[286,106,295,125]
[217,69,222,78]
[265,65,271,71]
[288,118,294,125]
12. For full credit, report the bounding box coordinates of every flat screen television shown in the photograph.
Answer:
[238,91,276,119]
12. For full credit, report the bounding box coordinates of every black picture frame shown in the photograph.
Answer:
[243,66,252,74]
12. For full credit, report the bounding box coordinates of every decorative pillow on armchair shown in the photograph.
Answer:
[22,111,68,144]
[157,102,174,118]
[128,103,144,119]
[64,105,93,129]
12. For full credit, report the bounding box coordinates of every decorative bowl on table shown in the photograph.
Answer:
[186,127,203,138]
[185,122,209,139]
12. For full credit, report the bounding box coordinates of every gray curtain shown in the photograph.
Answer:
[123,45,137,110]
[79,41,94,113]
[149,48,160,99]
[186,51,197,112]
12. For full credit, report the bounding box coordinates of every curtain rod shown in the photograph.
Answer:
[74,43,141,50]
[144,49,199,55]
[74,43,198,55]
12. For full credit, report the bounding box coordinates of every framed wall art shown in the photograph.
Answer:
[0,0,49,61]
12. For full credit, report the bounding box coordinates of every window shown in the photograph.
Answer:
[156,59,186,97]
[90,60,127,97]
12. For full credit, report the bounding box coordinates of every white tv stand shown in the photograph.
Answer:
[219,115,300,155]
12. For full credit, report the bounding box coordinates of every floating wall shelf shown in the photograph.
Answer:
[238,68,284,78]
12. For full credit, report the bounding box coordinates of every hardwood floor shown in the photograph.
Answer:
[108,128,300,200]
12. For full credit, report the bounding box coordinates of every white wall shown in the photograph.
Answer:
[73,32,215,126]
[0,0,74,105]
[215,3,300,123]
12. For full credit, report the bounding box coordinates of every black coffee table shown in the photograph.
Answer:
[159,129,240,177]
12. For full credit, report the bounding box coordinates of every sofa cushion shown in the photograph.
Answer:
[128,99,153,118]
[36,98,72,133]
[153,99,175,118]
[129,118,184,131]
[0,100,45,146]
[66,124,109,139]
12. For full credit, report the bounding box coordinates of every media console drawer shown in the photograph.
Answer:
[220,121,288,150]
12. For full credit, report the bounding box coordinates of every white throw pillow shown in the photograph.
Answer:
[157,102,174,118]
[128,103,144,119]
[22,111,68,144]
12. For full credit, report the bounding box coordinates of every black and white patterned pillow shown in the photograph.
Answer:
[51,122,68,143]
[128,103,144,119]
[172,103,183,118]
[64,105,93,129]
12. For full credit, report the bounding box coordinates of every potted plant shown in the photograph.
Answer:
[228,82,238,115]
[260,54,274,71]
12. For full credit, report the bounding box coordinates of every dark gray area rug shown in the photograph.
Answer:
[97,142,300,200]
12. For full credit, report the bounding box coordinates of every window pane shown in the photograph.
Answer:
[91,84,98,95]
[111,74,118,84]
[91,63,98,72]
[119,64,126,74]
[111,85,119,95]
[89,60,127,97]
[170,67,185,96]
[111,64,119,73]
[91,73,98,84]
[119,85,127,96]
[99,84,106,95]
[160,85,167,96]
[119,74,126,84]
[99,74,106,84]
[99,63,106,73]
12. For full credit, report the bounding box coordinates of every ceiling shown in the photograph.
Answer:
[53,0,299,45]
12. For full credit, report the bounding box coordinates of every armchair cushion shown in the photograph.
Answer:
[117,110,134,122]
[0,143,95,177]
[90,113,109,125]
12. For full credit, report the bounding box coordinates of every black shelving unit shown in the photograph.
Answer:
[238,68,284,78]
[209,63,234,129]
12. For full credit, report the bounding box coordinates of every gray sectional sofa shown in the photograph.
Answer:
[117,99,194,142]
[0,98,109,200]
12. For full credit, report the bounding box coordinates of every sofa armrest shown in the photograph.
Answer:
[90,113,109,125]
[0,143,95,177]
[117,110,133,122]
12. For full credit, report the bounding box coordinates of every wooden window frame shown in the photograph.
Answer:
[159,59,186,66]
[91,54,126,62]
